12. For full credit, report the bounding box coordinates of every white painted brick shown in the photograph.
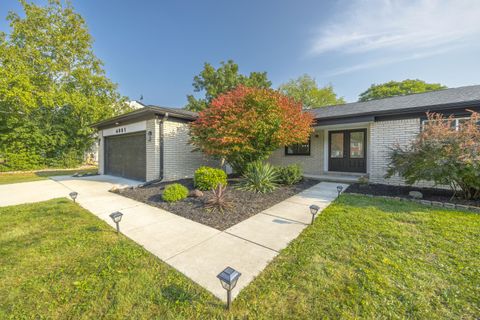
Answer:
[369,118,445,188]
[162,118,219,181]
[268,131,324,174]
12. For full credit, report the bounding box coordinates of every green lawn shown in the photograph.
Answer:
[1,195,478,319]
[0,167,98,185]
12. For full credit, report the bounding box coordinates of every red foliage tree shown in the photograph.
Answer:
[190,85,314,172]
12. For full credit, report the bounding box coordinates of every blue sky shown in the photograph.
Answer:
[1,0,480,107]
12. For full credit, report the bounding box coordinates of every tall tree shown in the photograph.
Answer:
[0,0,129,171]
[185,60,271,111]
[279,74,345,109]
[359,79,447,102]
[190,86,313,172]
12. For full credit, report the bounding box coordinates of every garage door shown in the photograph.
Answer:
[105,132,146,181]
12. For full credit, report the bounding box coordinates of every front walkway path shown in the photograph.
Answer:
[0,175,348,301]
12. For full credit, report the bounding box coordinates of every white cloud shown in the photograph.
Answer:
[324,46,464,76]
[310,0,480,73]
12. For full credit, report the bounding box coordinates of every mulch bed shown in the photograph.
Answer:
[113,178,318,231]
[345,183,480,207]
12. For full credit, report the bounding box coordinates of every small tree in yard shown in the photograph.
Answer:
[386,111,480,200]
[189,86,313,173]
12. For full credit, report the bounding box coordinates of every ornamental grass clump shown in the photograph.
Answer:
[204,184,233,213]
[162,183,189,202]
[240,161,278,193]
[387,111,480,200]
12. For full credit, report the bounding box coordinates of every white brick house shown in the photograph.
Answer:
[92,85,480,184]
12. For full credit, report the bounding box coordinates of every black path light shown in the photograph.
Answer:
[336,185,344,197]
[217,266,241,310]
[309,204,320,225]
[69,191,78,203]
[109,211,123,233]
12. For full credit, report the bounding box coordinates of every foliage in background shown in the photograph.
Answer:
[190,86,313,172]
[278,74,345,109]
[193,166,227,191]
[276,164,303,185]
[386,111,480,200]
[162,183,189,202]
[359,79,446,102]
[240,161,278,193]
[0,0,129,171]
[185,60,271,111]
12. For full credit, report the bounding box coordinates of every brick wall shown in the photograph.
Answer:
[98,132,104,174]
[370,118,420,184]
[268,131,323,175]
[369,118,444,188]
[162,118,219,181]
[146,118,160,181]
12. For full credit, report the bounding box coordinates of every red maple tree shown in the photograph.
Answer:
[190,85,314,172]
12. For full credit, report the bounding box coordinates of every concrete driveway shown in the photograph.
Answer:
[0,174,347,302]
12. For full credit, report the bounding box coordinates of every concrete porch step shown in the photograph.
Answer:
[304,173,365,183]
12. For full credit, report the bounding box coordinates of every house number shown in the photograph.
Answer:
[115,127,127,134]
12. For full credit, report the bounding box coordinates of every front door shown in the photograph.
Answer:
[328,129,367,173]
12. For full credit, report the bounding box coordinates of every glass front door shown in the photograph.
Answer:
[328,129,367,173]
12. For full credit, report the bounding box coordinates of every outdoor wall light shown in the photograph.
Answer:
[337,185,344,197]
[109,211,123,233]
[309,204,320,224]
[217,266,241,310]
[69,191,78,203]
[147,130,152,141]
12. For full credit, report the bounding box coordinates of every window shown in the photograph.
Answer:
[422,116,477,131]
[330,133,344,158]
[285,139,311,155]
[350,131,365,158]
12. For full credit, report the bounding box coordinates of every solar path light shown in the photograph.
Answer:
[69,191,78,203]
[309,204,320,225]
[217,266,241,310]
[109,211,123,233]
[337,185,344,197]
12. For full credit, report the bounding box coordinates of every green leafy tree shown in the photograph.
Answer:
[359,79,447,102]
[0,0,129,171]
[185,60,271,111]
[279,74,345,108]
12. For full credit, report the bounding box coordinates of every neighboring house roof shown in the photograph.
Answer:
[310,85,480,124]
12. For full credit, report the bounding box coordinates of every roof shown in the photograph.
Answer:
[309,85,480,121]
[91,105,198,128]
[92,84,480,129]
[147,105,198,118]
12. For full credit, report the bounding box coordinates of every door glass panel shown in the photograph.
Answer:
[330,133,344,158]
[350,132,364,158]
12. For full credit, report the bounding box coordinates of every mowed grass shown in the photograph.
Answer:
[1,195,479,319]
[0,167,98,185]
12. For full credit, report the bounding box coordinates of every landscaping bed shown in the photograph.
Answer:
[346,183,480,207]
[114,178,318,230]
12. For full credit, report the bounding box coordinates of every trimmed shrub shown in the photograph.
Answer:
[276,164,303,185]
[162,183,188,202]
[194,166,227,191]
[240,161,278,193]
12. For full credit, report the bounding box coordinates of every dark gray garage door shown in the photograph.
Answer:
[105,132,146,181]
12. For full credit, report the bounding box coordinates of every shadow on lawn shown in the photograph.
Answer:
[335,194,452,214]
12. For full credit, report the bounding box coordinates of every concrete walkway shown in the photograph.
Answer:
[0,175,347,301]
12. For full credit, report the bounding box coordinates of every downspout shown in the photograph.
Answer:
[140,112,168,187]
